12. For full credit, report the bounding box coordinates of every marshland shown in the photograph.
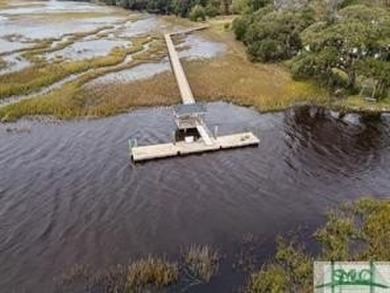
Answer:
[0,0,389,292]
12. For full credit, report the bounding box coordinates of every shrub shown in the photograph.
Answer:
[189,5,206,21]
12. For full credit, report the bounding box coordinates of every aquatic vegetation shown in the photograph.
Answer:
[126,256,179,289]
[57,259,178,293]
[56,245,219,292]
[181,244,220,283]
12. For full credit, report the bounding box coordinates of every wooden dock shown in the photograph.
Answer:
[130,27,259,162]
[132,132,259,162]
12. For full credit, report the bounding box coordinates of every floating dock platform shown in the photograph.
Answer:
[131,132,259,162]
[130,27,259,162]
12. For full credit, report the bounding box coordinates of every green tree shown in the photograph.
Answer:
[358,57,390,98]
[205,0,220,16]
[295,5,390,95]
[232,13,252,40]
[230,0,250,14]
[242,8,315,62]
[189,4,206,21]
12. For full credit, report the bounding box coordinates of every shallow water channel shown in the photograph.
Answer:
[0,103,389,291]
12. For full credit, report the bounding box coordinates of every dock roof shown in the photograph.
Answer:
[173,103,207,116]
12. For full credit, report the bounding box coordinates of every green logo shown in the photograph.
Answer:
[314,262,390,292]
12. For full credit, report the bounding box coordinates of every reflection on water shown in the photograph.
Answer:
[0,103,389,292]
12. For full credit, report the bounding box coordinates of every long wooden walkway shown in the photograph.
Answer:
[163,25,209,104]
[164,33,195,104]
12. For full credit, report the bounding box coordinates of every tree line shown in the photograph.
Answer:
[95,0,229,20]
[89,0,270,20]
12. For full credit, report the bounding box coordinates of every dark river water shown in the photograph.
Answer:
[0,102,389,292]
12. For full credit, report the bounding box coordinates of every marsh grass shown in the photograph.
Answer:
[0,35,153,100]
[183,54,329,111]
[56,258,178,293]
[0,70,178,121]
[56,245,219,293]
[126,256,179,290]
[0,57,117,98]
[0,37,171,121]
[181,244,220,284]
